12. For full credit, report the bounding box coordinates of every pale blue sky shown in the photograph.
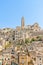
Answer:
[0,0,43,28]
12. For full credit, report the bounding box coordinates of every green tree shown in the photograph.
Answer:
[30,38,35,43]
[25,38,30,44]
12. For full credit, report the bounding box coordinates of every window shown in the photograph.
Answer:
[38,64,42,65]
[13,38,15,40]
[39,58,41,60]
[40,64,42,65]
[8,58,10,60]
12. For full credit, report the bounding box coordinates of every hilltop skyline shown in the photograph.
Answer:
[0,0,43,28]
[0,17,42,29]
[0,16,42,29]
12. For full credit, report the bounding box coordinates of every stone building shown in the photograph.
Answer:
[21,17,25,30]
[0,17,43,65]
[18,52,34,65]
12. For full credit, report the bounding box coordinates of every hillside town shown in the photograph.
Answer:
[0,17,43,65]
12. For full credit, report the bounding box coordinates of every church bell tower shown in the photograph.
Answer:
[21,17,25,30]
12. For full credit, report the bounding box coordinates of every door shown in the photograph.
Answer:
[0,60,2,65]
[11,62,18,65]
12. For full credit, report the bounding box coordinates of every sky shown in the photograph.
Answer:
[0,0,43,29]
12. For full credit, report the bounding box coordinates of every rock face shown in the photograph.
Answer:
[0,21,43,65]
[0,21,42,49]
[0,17,43,65]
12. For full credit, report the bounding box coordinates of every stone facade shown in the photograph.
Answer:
[0,17,43,65]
